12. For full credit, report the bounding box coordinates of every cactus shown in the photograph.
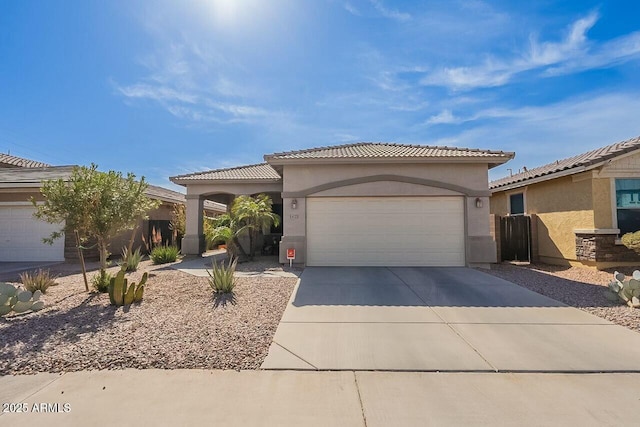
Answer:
[107,269,147,307]
[606,271,640,308]
[0,283,45,316]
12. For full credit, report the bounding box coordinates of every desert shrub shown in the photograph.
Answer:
[19,269,57,294]
[150,245,180,264]
[604,270,640,308]
[92,269,113,293]
[207,257,237,294]
[621,231,640,254]
[120,246,143,272]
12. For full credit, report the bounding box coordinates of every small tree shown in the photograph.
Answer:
[169,203,186,246]
[207,194,280,261]
[33,164,160,290]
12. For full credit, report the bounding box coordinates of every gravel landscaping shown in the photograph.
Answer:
[0,257,297,375]
[484,263,640,333]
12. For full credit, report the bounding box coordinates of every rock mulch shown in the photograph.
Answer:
[0,259,297,375]
[484,263,640,333]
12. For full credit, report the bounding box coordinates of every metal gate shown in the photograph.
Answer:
[500,215,531,262]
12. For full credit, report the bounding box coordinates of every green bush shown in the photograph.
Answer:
[207,257,237,294]
[119,246,143,272]
[621,231,640,254]
[150,245,180,264]
[92,269,113,293]
[19,269,57,294]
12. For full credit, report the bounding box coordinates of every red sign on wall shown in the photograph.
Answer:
[287,248,296,259]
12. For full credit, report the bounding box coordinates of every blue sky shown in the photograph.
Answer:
[1,0,640,191]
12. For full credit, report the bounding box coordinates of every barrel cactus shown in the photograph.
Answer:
[107,269,147,306]
[0,282,45,316]
[604,271,640,309]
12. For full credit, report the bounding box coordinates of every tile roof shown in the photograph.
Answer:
[0,153,50,168]
[170,163,281,182]
[145,184,226,212]
[265,142,513,161]
[0,167,227,211]
[490,135,640,190]
[145,184,187,204]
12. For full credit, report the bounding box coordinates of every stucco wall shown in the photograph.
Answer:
[282,163,490,193]
[491,175,595,264]
[280,162,495,266]
[489,192,507,216]
[592,178,613,228]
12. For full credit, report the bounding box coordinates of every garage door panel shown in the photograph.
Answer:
[307,197,465,267]
[0,206,65,262]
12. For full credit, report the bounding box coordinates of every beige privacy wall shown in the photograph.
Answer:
[279,162,495,265]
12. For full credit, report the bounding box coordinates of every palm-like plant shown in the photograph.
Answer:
[206,194,280,261]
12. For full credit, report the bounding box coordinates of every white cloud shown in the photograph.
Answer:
[425,92,640,180]
[369,0,411,22]
[116,83,198,104]
[418,12,640,90]
[343,2,360,16]
[425,109,459,125]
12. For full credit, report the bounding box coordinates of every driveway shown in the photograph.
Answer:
[0,261,62,280]
[262,267,640,371]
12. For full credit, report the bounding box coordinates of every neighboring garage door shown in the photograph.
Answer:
[306,196,465,267]
[0,205,64,262]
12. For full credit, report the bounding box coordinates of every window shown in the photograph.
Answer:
[615,179,640,234]
[509,193,525,215]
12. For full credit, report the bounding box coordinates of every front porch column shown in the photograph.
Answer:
[182,194,205,255]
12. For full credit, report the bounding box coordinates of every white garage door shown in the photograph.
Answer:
[0,205,65,262]
[306,197,465,267]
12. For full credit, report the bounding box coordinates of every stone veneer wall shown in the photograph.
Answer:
[575,233,640,262]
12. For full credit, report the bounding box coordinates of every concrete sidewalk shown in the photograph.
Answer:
[1,369,638,426]
[174,251,298,278]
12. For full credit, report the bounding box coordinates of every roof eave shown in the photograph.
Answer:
[170,177,283,186]
[490,161,607,193]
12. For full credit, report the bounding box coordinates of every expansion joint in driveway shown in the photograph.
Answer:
[385,267,499,373]
[353,372,368,427]
[271,342,319,370]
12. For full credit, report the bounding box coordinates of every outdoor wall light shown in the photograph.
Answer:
[291,199,298,210]
[475,197,483,208]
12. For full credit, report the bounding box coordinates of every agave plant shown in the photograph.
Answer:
[207,257,237,294]
[120,246,143,272]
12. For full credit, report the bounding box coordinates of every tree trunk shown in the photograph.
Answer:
[98,237,109,272]
[75,230,89,292]
[231,235,249,261]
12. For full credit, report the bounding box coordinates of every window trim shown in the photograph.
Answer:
[506,188,527,216]
[613,177,640,235]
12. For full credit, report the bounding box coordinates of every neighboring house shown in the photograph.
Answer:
[490,135,640,269]
[0,153,50,169]
[170,142,513,267]
[0,164,225,262]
